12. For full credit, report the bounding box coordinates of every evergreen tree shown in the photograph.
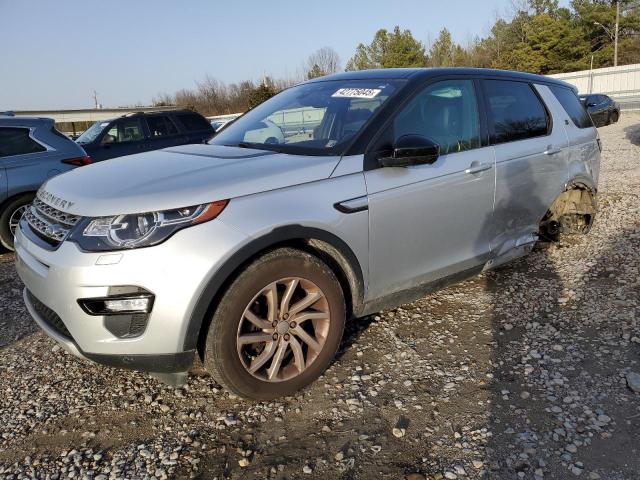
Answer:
[248,80,277,109]
[346,26,426,70]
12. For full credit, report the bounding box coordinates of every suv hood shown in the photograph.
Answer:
[39,144,342,217]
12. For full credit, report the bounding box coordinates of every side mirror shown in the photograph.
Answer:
[380,135,440,168]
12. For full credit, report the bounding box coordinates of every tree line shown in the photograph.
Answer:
[155,0,640,116]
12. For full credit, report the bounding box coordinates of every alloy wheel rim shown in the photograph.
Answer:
[236,277,330,382]
[9,205,27,237]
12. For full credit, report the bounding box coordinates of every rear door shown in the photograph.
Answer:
[365,77,496,300]
[145,114,183,150]
[0,126,53,195]
[482,79,568,257]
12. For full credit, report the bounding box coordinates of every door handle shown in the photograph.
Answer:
[465,162,492,174]
[544,147,562,155]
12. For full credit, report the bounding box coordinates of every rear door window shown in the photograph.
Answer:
[549,85,594,129]
[0,127,46,157]
[147,115,179,137]
[175,113,211,132]
[483,80,550,144]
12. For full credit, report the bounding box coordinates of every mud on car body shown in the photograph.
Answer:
[15,68,600,400]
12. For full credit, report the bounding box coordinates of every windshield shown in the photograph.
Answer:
[210,79,401,155]
[76,120,111,144]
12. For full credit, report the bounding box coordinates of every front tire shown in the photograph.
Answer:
[204,247,346,400]
[0,194,34,251]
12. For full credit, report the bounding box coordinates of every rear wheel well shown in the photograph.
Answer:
[194,234,364,360]
[539,182,597,242]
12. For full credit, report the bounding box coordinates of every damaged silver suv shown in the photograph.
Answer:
[15,68,600,400]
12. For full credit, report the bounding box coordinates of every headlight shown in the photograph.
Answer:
[69,200,228,251]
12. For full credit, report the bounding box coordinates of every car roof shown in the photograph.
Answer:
[97,109,199,124]
[307,67,573,89]
[0,116,55,128]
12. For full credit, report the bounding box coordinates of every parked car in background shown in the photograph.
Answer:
[15,68,600,400]
[76,110,214,162]
[242,118,285,144]
[210,119,233,132]
[210,114,241,133]
[0,114,90,250]
[579,94,620,127]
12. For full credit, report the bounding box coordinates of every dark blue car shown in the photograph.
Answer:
[76,109,214,162]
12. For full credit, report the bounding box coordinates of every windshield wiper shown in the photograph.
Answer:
[228,142,285,153]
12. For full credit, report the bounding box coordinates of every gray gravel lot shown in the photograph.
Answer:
[0,114,639,480]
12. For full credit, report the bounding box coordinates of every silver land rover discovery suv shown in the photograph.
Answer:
[15,68,600,400]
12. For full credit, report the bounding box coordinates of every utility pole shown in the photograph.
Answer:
[614,0,620,67]
[92,90,99,109]
[589,55,594,93]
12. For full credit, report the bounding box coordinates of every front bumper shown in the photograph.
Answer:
[14,217,248,372]
[23,288,194,372]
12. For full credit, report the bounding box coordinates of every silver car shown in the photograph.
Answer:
[15,68,600,400]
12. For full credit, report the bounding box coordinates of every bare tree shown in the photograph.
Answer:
[305,47,341,79]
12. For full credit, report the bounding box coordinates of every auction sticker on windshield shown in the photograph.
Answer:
[332,88,381,99]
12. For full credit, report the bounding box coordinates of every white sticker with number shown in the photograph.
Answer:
[332,88,381,99]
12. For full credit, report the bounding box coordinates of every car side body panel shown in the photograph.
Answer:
[560,104,601,189]
[364,146,495,301]
[0,120,84,201]
[0,165,6,204]
[489,84,570,258]
[217,170,370,289]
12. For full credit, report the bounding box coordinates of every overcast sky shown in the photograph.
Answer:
[0,0,570,110]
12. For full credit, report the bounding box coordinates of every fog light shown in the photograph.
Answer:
[78,292,154,315]
[103,297,150,313]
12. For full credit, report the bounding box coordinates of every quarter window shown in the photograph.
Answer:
[175,113,211,132]
[0,127,46,158]
[483,80,550,144]
[549,85,594,129]
[101,118,145,144]
[147,115,178,137]
[394,79,481,155]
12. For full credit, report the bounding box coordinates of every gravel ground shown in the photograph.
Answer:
[0,114,638,480]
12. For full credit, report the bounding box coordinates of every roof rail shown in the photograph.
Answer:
[121,108,184,118]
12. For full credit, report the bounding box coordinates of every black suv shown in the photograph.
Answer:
[76,110,214,162]
[579,94,620,127]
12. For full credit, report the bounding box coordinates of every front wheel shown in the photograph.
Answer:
[204,248,346,400]
[0,194,34,251]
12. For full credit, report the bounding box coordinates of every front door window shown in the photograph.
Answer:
[102,118,145,144]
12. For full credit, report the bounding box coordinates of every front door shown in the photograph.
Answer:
[96,117,148,161]
[364,78,496,301]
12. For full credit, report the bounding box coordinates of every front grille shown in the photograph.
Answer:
[26,290,73,340]
[24,198,81,246]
